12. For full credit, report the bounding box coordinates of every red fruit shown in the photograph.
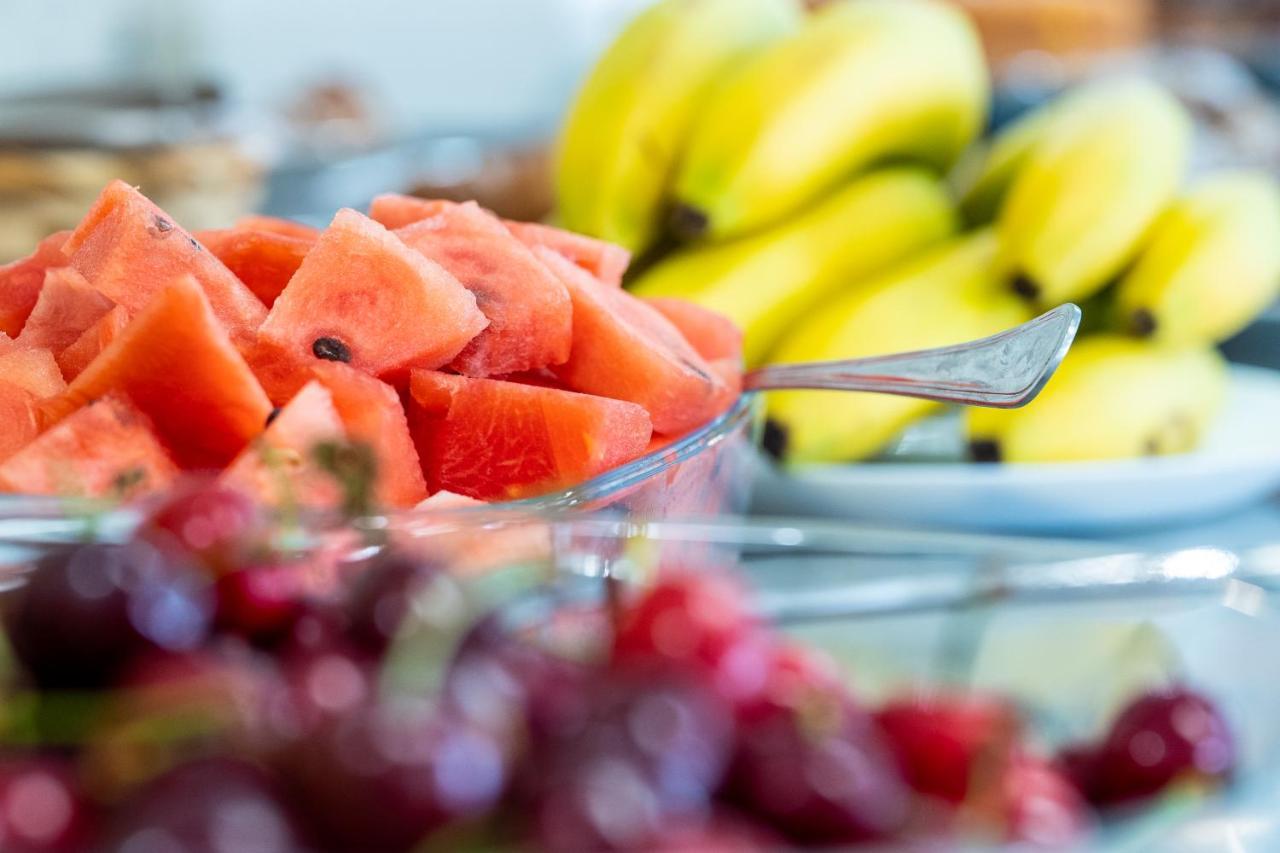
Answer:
[56,304,129,381]
[1078,686,1235,806]
[195,225,316,308]
[505,219,631,287]
[0,395,178,499]
[996,753,1092,847]
[407,369,652,501]
[235,214,320,241]
[257,208,487,380]
[612,570,771,709]
[647,814,779,853]
[727,698,911,845]
[0,347,65,399]
[38,275,273,470]
[215,566,307,645]
[645,297,744,363]
[535,246,726,435]
[145,482,265,572]
[0,230,71,338]
[310,360,427,508]
[344,552,451,657]
[0,756,94,852]
[62,181,266,347]
[743,642,848,720]
[876,691,1020,805]
[0,381,40,462]
[15,266,114,353]
[384,198,573,376]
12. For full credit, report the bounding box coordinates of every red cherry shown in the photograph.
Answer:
[215,565,307,645]
[876,691,1020,805]
[144,483,264,572]
[0,757,94,852]
[612,570,771,708]
[1081,686,1235,806]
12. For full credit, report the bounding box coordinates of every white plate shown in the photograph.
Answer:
[751,365,1280,534]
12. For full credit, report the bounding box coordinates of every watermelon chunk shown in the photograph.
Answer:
[407,370,652,501]
[39,276,272,470]
[16,267,115,353]
[220,380,346,508]
[645,297,744,363]
[366,194,446,230]
[0,395,177,498]
[0,347,66,398]
[57,304,130,381]
[377,199,571,376]
[257,208,487,379]
[310,361,427,508]
[62,181,266,345]
[0,382,40,462]
[534,247,726,435]
[235,215,320,241]
[195,226,315,307]
[505,221,630,288]
[0,231,71,337]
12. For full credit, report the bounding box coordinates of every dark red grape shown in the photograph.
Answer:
[345,552,453,657]
[143,483,264,573]
[0,757,94,852]
[876,691,1020,805]
[6,542,213,688]
[214,565,306,646]
[275,702,507,851]
[528,670,736,853]
[611,570,771,709]
[726,695,911,845]
[1075,686,1235,806]
[102,758,302,853]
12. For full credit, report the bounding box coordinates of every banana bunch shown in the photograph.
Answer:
[555,0,801,256]
[767,231,1029,463]
[631,169,956,366]
[966,337,1226,464]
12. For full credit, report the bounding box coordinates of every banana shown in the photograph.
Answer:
[766,230,1030,463]
[630,168,957,366]
[966,336,1226,463]
[670,0,988,241]
[555,0,800,256]
[997,79,1192,306]
[1114,171,1280,345]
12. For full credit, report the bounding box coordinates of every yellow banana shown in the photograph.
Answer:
[997,79,1192,306]
[671,0,988,241]
[630,168,956,366]
[767,230,1030,463]
[966,335,1226,463]
[555,0,800,255]
[1114,170,1280,345]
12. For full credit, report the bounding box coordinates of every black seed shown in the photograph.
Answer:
[1011,274,1040,301]
[1129,308,1157,338]
[680,357,713,385]
[761,419,789,462]
[969,439,1002,463]
[188,236,203,251]
[312,337,352,363]
[669,204,710,240]
[152,214,173,233]
[265,407,282,427]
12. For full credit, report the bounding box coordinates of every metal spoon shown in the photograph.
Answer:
[743,303,1081,408]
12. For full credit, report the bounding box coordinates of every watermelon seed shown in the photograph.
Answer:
[152,215,173,233]
[265,407,282,427]
[312,337,352,363]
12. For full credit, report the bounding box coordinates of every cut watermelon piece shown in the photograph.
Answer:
[195,226,315,307]
[62,181,266,345]
[0,382,40,462]
[407,370,652,501]
[39,276,272,470]
[16,267,115,353]
[310,361,427,508]
[57,304,130,381]
[241,335,312,406]
[645,297,744,363]
[366,194,447,230]
[220,380,346,508]
[0,347,65,399]
[534,247,726,436]
[0,395,177,498]
[0,231,71,337]
[385,200,571,376]
[235,215,320,241]
[505,221,630,288]
[257,209,487,379]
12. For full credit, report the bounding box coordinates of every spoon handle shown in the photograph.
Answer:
[742,304,1081,408]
